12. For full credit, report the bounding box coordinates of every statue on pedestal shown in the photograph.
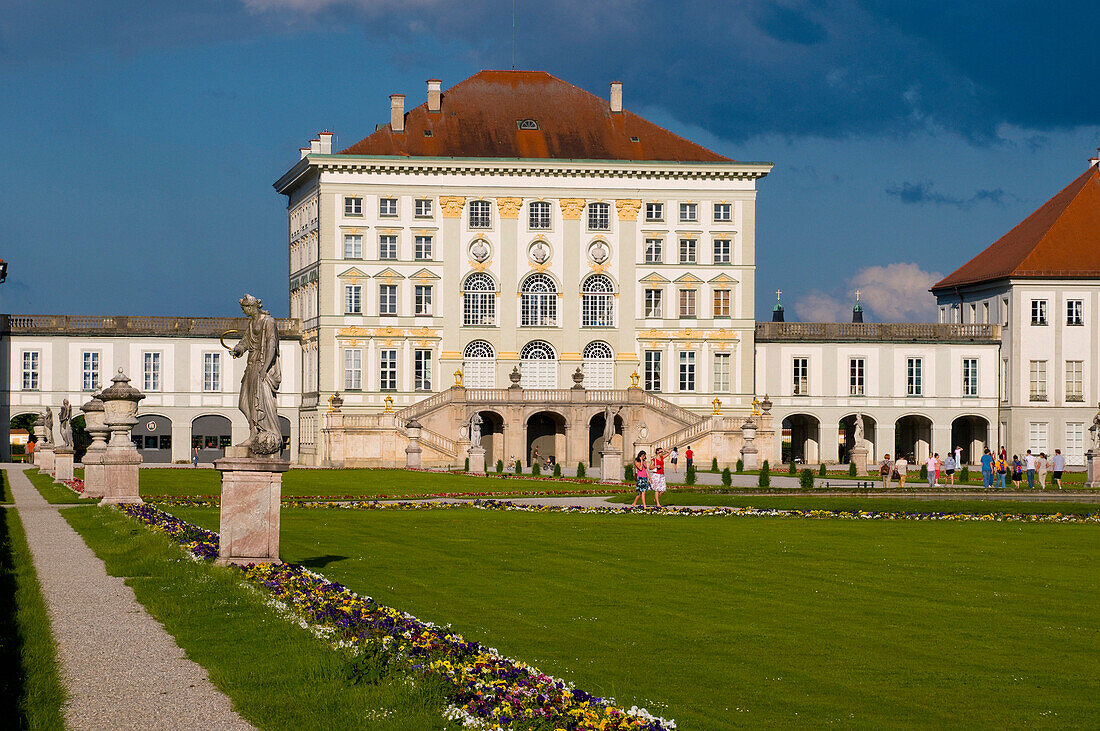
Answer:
[1090,402,1100,451]
[59,399,74,449]
[228,294,283,455]
[469,412,483,448]
[853,412,865,446]
[43,406,54,445]
[603,405,621,447]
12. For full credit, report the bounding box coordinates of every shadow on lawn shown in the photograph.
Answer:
[297,554,348,569]
[0,509,27,727]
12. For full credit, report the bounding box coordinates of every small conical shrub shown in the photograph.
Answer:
[759,460,770,487]
[577,462,586,478]
[721,467,732,486]
[711,457,719,473]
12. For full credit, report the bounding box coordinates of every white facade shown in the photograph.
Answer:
[1,316,301,463]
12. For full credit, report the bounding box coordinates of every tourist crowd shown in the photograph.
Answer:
[877,446,1068,489]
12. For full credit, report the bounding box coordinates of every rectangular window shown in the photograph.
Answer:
[793,357,808,395]
[1066,423,1085,464]
[343,234,362,259]
[713,289,731,317]
[982,302,989,323]
[644,289,663,318]
[21,351,40,391]
[679,289,697,318]
[906,357,922,396]
[379,284,397,316]
[379,349,397,391]
[1067,299,1083,326]
[713,239,731,264]
[82,351,100,391]
[414,198,433,218]
[1001,358,1009,402]
[713,353,731,393]
[379,234,397,260]
[1002,297,1009,326]
[713,202,731,222]
[645,202,664,222]
[644,238,663,263]
[849,357,865,396]
[143,352,161,392]
[344,284,362,314]
[1028,422,1049,453]
[644,351,662,391]
[679,202,697,222]
[344,349,362,390]
[378,197,397,217]
[469,200,491,228]
[679,238,697,264]
[969,303,976,323]
[587,202,610,230]
[1031,299,1047,325]
[344,196,362,216]
[414,235,433,260]
[679,351,696,391]
[963,358,978,397]
[529,201,551,229]
[1029,360,1047,401]
[1066,360,1083,401]
[414,349,432,391]
[203,352,220,392]
[414,285,433,316]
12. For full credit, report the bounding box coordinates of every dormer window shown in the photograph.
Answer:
[517,119,539,130]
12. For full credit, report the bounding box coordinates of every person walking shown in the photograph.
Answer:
[1037,452,1049,489]
[684,446,694,471]
[954,445,964,474]
[944,452,956,485]
[650,448,667,508]
[895,454,909,488]
[879,453,893,489]
[980,448,994,488]
[669,447,679,473]
[629,450,651,509]
[192,445,200,468]
[1011,454,1023,489]
[1024,450,1036,489]
[995,451,1008,489]
[926,453,938,487]
[1051,449,1065,489]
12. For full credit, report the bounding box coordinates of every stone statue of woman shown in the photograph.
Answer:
[43,406,54,445]
[469,412,483,448]
[229,294,283,455]
[1090,402,1100,451]
[853,412,864,445]
[603,405,620,445]
[59,399,74,449]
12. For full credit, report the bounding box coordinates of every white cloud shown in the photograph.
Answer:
[792,262,942,323]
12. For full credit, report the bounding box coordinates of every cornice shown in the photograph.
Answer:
[275,154,773,193]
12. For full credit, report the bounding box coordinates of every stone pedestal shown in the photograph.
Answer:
[38,445,55,474]
[101,451,143,505]
[54,449,75,483]
[850,446,869,476]
[600,448,623,484]
[405,441,422,468]
[82,451,106,498]
[740,419,759,470]
[467,445,486,475]
[214,447,289,566]
[1086,450,1100,488]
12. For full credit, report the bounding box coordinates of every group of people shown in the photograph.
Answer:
[629,445,694,509]
[877,446,1068,489]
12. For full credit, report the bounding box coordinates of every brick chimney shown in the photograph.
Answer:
[427,79,441,113]
[610,81,622,113]
[390,94,406,133]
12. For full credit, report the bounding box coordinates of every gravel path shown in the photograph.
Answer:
[5,465,253,730]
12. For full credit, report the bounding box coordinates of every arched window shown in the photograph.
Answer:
[463,273,496,326]
[581,274,615,327]
[520,340,557,389]
[520,273,558,327]
[462,340,496,388]
[582,341,614,389]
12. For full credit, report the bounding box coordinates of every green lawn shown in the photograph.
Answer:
[136,467,613,499]
[63,506,453,730]
[0,471,10,504]
[169,505,1100,729]
[0,506,66,729]
[607,490,1100,515]
[25,469,95,505]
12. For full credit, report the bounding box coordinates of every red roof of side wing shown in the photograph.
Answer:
[933,164,1100,291]
[340,70,733,163]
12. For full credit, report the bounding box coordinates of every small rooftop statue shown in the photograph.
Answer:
[226,294,283,456]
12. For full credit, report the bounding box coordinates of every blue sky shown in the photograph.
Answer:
[2,0,1097,322]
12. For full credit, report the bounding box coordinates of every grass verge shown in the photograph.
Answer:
[25,470,94,505]
[61,505,453,730]
[0,470,10,504]
[171,505,1100,729]
[0,506,67,729]
[606,491,1100,515]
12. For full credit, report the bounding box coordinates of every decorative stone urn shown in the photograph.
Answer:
[80,389,109,498]
[740,418,759,470]
[405,418,423,469]
[508,366,522,389]
[571,367,585,390]
[98,369,146,505]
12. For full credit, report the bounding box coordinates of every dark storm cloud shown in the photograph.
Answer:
[886,182,1007,209]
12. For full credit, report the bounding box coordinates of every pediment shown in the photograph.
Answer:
[708,273,738,285]
[408,268,441,281]
[373,268,405,279]
[639,272,670,284]
[674,273,704,284]
[337,267,370,279]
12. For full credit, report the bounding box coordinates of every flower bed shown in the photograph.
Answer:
[147,485,636,507]
[63,478,85,494]
[119,503,675,730]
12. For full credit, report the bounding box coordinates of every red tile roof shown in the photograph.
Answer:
[339,70,733,163]
[933,164,1100,291]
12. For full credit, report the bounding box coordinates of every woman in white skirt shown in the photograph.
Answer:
[650,447,668,508]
